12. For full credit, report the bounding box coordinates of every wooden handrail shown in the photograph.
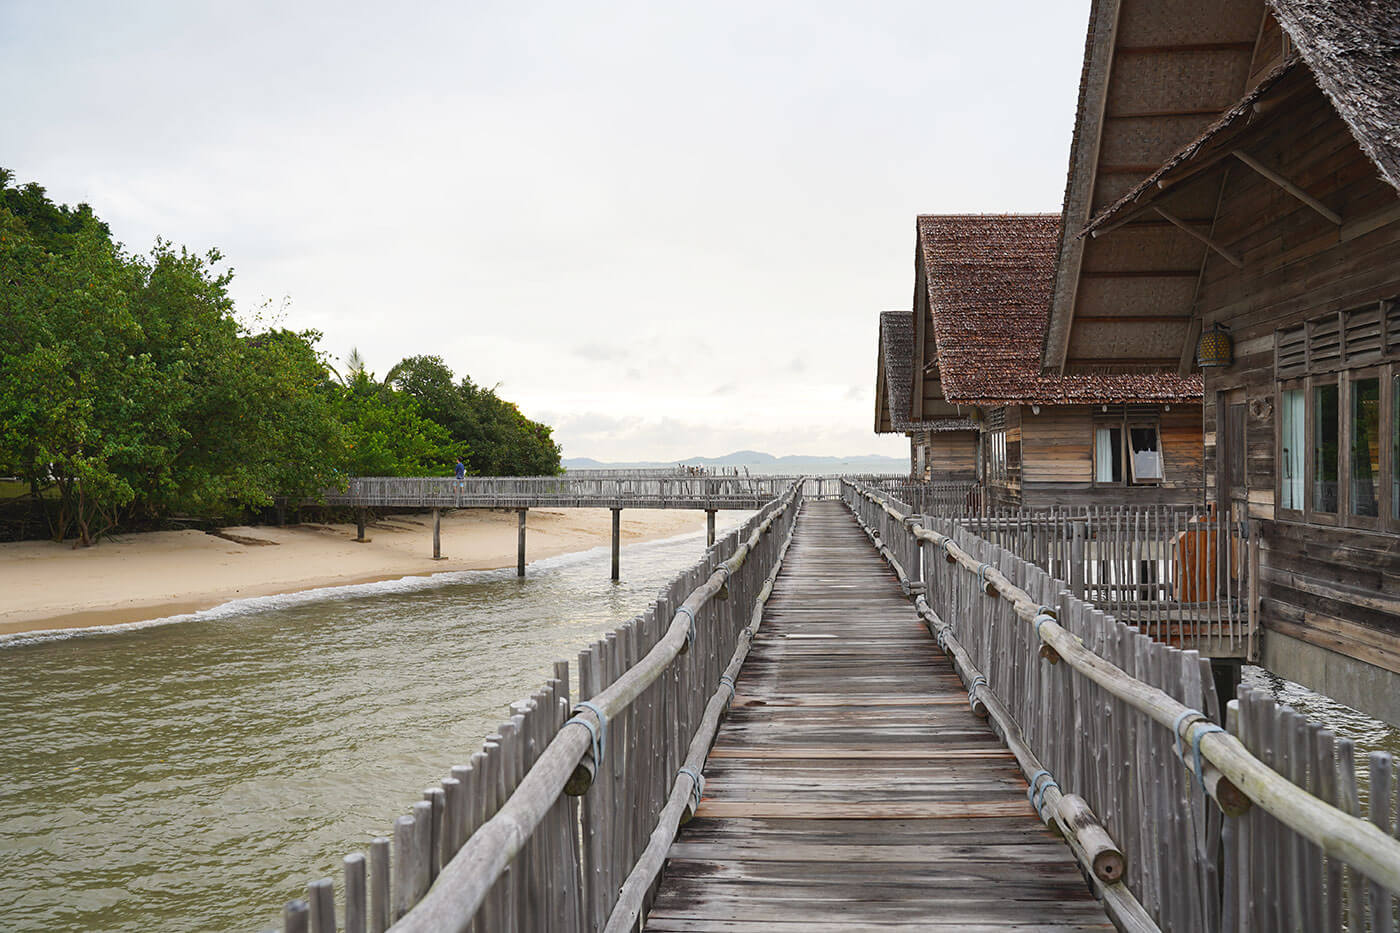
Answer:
[844,479,1400,895]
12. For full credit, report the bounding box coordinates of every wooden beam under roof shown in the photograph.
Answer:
[1081,270,1201,279]
[1153,207,1243,268]
[1074,314,1194,323]
[1231,150,1342,224]
[1114,41,1257,55]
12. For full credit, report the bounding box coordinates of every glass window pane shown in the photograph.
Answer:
[1351,378,1380,517]
[1129,426,1163,482]
[1314,383,1339,513]
[1280,389,1304,510]
[1095,427,1121,483]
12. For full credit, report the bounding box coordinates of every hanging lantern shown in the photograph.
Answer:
[1196,322,1233,368]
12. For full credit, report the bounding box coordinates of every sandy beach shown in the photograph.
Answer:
[0,508,712,637]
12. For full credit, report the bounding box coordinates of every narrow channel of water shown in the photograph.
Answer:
[0,519,748,933]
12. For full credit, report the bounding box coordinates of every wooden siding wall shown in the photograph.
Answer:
[1194,94,1400,676]
[1016,405,1204,508]
[929,431,977,482]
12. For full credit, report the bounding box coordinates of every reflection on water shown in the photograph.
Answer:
[0,520,745,933]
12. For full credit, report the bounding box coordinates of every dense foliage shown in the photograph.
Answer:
[0,170,561,544]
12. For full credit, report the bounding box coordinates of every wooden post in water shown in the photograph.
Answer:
[611,508,621,581]
[706,509,716,547]
[517,508,527,577]
[432,508,443,560]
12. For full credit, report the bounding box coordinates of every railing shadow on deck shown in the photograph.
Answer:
[845,479,1400,933]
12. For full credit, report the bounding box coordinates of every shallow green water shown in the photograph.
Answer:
[0,523,742,932]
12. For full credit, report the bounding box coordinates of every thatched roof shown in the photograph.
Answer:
[1272,0,1400,192]
[876,310,977,434]
[1081,59,1302,236]
[919,214,1202,406]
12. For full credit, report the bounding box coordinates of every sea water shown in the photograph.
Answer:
[0,517,748,933]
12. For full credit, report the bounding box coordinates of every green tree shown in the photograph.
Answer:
[386,355,561,475]
[335,369,452,477]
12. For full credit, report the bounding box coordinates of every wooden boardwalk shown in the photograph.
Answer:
[645,501,1113,931]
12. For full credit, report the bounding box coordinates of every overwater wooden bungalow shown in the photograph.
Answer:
[1045,0,1400,723]
[874,308,977,481]
[880,213,1204,507]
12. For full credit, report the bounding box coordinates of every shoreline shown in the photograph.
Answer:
[0,508,714,639]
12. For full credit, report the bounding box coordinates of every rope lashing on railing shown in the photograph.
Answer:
[714,563,732,599]
[717,673,736,701]
[1173,708,1226,788]
[976,562,997,595]
[677,765,705,812]
[570,700,608,765]
[1033,612,1057,640]
[1027,769,1061,819]
[1192,724,1226,789]
[967,675,989,718]
[675,605,697,651]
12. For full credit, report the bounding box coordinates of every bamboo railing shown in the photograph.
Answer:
[844,479,1400,933]
[271,481,804,933]
[318,475,882,510]
[956,505,1256,657]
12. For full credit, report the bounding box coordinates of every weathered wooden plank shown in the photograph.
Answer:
[645,501,1109,929]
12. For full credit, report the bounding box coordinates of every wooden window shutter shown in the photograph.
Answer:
[1343,306,1383,366]
[1308,314,1343,373]
[1276,325,1307,378]
[1383,299,1400,357]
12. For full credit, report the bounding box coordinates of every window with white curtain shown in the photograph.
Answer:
[1280,388,1304,510]
[1095,423,1163,485]
[1094,426,1121,483]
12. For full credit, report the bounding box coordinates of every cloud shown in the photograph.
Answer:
[3,0,1087,463]
[572,344,628,362]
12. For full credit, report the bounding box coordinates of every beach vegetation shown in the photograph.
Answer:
[0,170,563,544]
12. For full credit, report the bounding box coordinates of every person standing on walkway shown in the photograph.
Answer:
[454,458,466,485]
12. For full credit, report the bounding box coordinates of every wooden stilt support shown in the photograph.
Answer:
[611,508,621,581]
[432,508,443,560]
[517,508,527,577]
[706,509,716,547]
[356,507,367,543]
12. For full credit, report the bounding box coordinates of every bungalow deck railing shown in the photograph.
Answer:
[270,481,805,933]
[843,479,1400,933]
[954,504,1257,657]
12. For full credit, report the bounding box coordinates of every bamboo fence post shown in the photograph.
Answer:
[344,853,367,933]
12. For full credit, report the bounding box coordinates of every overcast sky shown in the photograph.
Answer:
[3,1,1089,462]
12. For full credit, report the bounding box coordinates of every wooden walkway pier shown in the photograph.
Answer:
[271,479,1400,933]
[644,501,1112,930]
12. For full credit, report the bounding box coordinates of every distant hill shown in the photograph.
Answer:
[563,451,908,476]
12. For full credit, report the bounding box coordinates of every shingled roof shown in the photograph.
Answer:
[1272,0,1400,193]
[877,310,976,434]
[919,214,1202,406]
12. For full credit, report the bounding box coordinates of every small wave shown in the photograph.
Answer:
[0,525,715,649]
